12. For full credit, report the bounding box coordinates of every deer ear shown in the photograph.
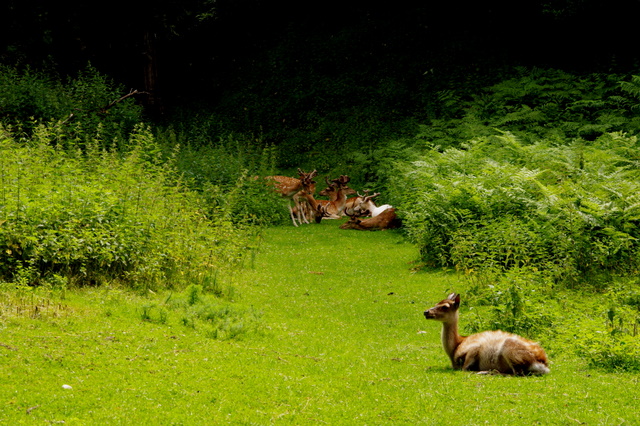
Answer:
[453,294,461,306]
[447,293,456,300]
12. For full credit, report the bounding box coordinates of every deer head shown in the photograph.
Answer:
[424,293,460,322]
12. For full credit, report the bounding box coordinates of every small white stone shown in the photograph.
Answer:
[62,384,72,390]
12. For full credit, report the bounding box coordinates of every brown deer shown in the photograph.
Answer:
[354,191,393,218]
[318,178,356,214]
[265,168,317,226]
[343,189,368,217]
[339,207,400,230]
[423,293,550,375]
[313,175,351,219]
[293,176,318,224]
[297,177,332,223]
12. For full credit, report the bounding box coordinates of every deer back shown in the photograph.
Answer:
[339,208,399,230]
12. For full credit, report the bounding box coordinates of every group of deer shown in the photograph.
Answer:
[266,168,398,230]
[267,171,549,375]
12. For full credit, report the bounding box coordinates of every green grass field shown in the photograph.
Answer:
[1,220,639,425]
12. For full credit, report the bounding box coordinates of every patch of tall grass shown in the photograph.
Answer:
[0,124,258,290]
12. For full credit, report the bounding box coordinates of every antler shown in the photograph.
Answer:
[337,175,350,186]
[357,190,378,200]
[365,192,380,202]
[297,168,318,183]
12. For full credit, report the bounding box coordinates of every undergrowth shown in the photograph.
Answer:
[0,124,258,290]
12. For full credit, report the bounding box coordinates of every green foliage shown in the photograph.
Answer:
[394,130,640,285]
[463,267,557,339]
[417,69,640,149]
[138,284,262,340]
[0,124,256,289]
[0,64,142,147]
[152,119,295,227]
[574,280,640,372]
[4,223,640,424]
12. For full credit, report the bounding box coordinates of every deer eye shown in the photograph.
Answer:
[440,305,449,311]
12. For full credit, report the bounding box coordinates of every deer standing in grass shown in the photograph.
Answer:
[265,168,317,226]
[296,175,330,223]
[423,293,550,375]
[293,176,318,224]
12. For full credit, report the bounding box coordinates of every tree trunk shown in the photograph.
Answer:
[142,30,164,117]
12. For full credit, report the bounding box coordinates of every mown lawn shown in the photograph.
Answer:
[1,219,638,425]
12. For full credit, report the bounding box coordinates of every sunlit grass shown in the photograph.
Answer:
[1,220,639,424]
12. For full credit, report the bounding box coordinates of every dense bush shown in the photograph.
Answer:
[387,69,640,371]
[393,131,640,284]
[462,267,557,339]
[415,69,640,150]
[0,64,142,148]
[0,124,257,289]
[573,281,640,372]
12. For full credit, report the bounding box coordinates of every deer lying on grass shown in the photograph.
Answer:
[343,189,369,217]
[423,293,550,375]
[355,191,393,218]
[339,207,400,230]
[265,168,317,226]
[318,175,356,219]
[313,175,351,219]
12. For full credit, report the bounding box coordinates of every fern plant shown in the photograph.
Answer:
[394,130,640,284]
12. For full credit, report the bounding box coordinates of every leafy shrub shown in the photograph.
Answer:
[578,333,640,372]
[416,69,640,149]
[0,124,256,289]
[575,282,640,371]
[0,64,142,147]
[393,131,640,284]
[463,267,557,339]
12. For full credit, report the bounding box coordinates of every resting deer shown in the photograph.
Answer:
[343,189,369,217]
[340,207,400,230]
[355,192,393,218]
[423,293,550,375]
[265,168,317,226]
[313,175,351,219]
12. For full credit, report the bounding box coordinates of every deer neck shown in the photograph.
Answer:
[441,313,463,363]
[334,188,347,207]
[301,191,319,209]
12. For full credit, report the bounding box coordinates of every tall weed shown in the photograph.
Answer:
[0,124,256,289]
[575,279,640,371]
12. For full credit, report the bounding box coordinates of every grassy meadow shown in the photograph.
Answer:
[2,220,639,425]
[1,64,640,425]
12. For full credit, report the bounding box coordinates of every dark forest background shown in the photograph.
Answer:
[3,0,639,121]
